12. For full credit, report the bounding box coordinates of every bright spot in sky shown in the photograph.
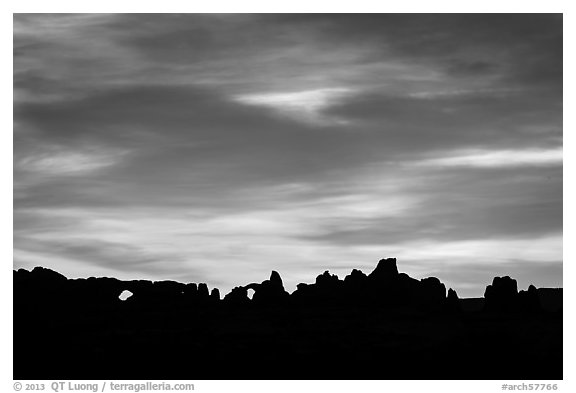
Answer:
[414,148,562,168]
[233,88,355,125]
[18,147,129,176]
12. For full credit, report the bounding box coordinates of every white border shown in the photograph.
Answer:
[3,3,572,392]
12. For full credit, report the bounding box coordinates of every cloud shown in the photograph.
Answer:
[412,148,563,168]
[234,88,356,125]
[13,157,561,295]
[14,14,137,104]
[17,146,129,176]
[13,14,562,297]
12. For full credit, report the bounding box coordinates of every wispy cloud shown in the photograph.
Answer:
[413,148,562,168]
[18,146,129,176]
[233,88,356,125]
[13,204,562,297]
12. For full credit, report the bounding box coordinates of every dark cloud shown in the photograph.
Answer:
[278,14,563,87]
[15,82,561,202]
[15,85,307,145]
[109,14,288,65]
[326,89,561,151]
[444,60,498,77]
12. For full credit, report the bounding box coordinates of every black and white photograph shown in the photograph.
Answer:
[11,10,565,386]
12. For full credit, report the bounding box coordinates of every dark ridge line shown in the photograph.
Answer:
[13,257,563,380]
[13,257,562,313]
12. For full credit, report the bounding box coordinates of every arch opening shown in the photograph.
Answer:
[119,290,133,301]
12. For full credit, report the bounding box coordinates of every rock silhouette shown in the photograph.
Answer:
[210,288,221,302]
[369,257,399,279]
[444,288,462,313]
[247,270,290,306]
[518,284,542,313]
[223,285,250,306]
[484,276,519,312]
[13,258,562,380]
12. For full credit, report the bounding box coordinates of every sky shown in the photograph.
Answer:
[13,14,563,297]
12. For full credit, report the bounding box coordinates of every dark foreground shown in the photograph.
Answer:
[14,258,562,380]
